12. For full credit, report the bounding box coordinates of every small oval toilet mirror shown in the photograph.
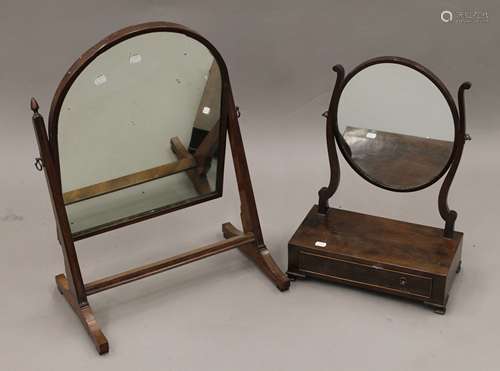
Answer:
[337,61,456,191]
[53,31,224,236]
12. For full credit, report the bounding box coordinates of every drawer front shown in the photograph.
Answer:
[299,251,432,299]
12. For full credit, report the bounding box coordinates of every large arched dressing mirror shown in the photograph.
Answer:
[31,22,289,355]
[288,57,471,315]
[54,30,224,237]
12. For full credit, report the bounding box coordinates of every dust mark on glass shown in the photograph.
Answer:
[1,209,24,222]
[94,74,107,86]
[129,53,142,64]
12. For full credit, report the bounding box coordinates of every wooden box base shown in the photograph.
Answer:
[287,206,463,314]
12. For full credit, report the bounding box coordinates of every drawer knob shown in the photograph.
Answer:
[399,277,408,287]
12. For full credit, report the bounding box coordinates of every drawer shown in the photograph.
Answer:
[298,251,432,299]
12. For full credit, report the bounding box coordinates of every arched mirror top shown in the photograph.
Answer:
[46,22,232,237]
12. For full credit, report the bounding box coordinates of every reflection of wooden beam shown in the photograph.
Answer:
[63,157,197,205]
[194,62,221,131]
[170,136,211,195]
[188,61,221,152]
[194,120,220,175]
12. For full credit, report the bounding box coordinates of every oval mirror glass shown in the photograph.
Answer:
[337,62,455,191]
[57,32,223,235]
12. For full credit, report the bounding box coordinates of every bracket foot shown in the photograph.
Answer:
[425,296,449,316]
[432,306,447,315]
[55,274,109,355]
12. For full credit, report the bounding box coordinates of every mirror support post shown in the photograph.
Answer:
[318,65,345,214]
[223,88,290,291]
[438,82,471,238]
[31,98,86,303]
[31,98,109,354]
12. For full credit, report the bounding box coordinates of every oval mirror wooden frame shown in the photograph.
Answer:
[318,56,471,237]
[333,56,459,193]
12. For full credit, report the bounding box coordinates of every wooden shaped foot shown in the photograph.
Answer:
[425,295,449,315]
[55,274,109,355]
[222,223,290,291]
[425,302,447,315]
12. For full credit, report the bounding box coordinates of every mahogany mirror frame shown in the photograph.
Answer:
[318,56,471,237]
[287,56,470,315]
[31,21,290,355]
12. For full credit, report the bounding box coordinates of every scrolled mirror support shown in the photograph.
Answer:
[318,64,344,214]
[439,81,471,238]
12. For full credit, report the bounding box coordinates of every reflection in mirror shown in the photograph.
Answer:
[58,32,222,234]
[338,63,454,190]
